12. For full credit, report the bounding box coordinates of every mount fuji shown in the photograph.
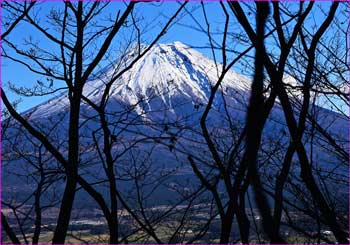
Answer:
[3,41,348,206]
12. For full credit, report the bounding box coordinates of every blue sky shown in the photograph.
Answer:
[1,2,347,113]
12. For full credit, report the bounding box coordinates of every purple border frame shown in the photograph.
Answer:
[0,0,349,245]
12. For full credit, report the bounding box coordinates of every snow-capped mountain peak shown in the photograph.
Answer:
[25,42,254,120]
[83,42,251,109]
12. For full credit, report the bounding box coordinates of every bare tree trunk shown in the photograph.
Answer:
[52,86,82,244]
[101,113,119,244]
[53,2,84,242]
[32,148,44,244]
[1,212,21,244]
[243,2,284,243]
[273,142,295,237]
[219,213,234,244]
[53,100,81,243]
[52,177,77,243]
[237,177,250,243]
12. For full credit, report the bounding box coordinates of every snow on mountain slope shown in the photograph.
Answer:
[26,41,252,121]
[85,41,251,100]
